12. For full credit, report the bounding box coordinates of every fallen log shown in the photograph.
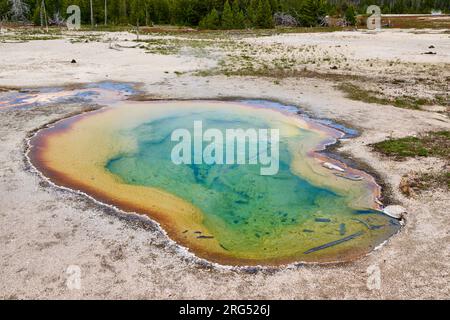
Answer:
[304,231,364,254]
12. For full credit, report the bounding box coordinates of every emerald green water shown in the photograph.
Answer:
[106,107,400,263]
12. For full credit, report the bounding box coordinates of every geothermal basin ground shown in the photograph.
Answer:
[0,27,449,299]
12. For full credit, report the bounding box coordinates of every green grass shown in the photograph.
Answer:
[375,131,450,193]
[178,26,353,39]
[0,27,64,41]
[337,83,392,105]
[80,25,133,32]
[136,37,216,55]
[0,34,61,41]
[8,24,347,39]
[69,35,102,43]
[372,131,450,160]
[337,83,445,110]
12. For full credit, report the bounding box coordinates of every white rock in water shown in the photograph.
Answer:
[322,162,345,172]
[383,205,407,219]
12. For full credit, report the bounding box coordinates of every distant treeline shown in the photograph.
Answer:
[1,0,449,28]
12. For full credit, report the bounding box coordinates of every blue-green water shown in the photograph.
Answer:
[105,107,399,263]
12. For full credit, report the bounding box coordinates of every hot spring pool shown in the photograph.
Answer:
[29,100,400,266]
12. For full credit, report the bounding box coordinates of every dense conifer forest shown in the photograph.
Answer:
[1,0,449,29]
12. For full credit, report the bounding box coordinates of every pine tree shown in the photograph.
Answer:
[39,0,48,30]
[298,0,326,27]
[199,8,220,29]
[345,5,356,26]
[247,0,259,26]
[222,0,234,29]
[32,0,40,25]
[2,0,450,28]
[232,0,245,29]
[256,0,274,28]
[131,0,145,26]
[269,0,279,12]
[210,8,221,29]
[0,0,9,19]
[118,0,128,24]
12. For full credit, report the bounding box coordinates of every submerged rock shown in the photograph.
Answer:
[315,218,331,223]
[335,172,363,181]
[383,205,407,220]
[322,162,345,172]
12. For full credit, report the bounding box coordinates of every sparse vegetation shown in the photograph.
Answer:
[372,131,450,160]
[135,37,221,55]
[400,171,450,195]
[0,33,61,41]
[374,131,450,194]
[69,34,102,43]
[338,83,448,110]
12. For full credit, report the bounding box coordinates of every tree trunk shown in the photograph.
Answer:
[145,4,148,26]
[136,19,140,41]
[41,0,48,32]
[90,0,94,29]
[104,0,107,26]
